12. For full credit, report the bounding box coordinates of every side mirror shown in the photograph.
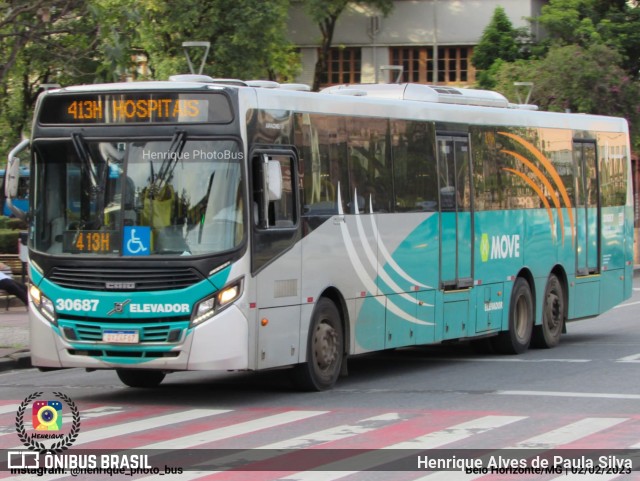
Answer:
[266,159,282,201]
[5,139,29,219]
[5,157,20,199]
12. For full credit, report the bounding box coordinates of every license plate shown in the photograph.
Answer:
[102,329,139,344]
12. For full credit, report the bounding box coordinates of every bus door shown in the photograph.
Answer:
[574,140,600,276]
[437,134,473,290]
[251,149,302,369]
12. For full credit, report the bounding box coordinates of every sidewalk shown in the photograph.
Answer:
[1,267,639,372]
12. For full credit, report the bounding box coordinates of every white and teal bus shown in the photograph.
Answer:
[7,77,633,390]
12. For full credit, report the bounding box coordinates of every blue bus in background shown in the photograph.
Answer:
[1,166,29,216]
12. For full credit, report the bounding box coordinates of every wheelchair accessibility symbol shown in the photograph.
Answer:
[123,226,151,256]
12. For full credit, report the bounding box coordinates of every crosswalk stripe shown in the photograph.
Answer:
[143,413,406,480]
[261,412,402,449]
[278,415,526,481]
[4,402,636,481]
[8,408,232,449]
[142,410,328,449]
[506,418,627,449]
[388,415,527,450]
[414,418,630,481]
[0,404,17,415]
[1,406,125,440]
[33,410,328,481]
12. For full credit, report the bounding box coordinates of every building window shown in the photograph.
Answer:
[390,47,433,83]
[389,46,474,85]
[319,48,361,86]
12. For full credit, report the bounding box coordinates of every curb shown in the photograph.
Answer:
[0,350,31,372]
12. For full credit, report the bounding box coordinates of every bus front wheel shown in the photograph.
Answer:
[293,298,344,391]
[532,274,564,348]
[116,369,165,388]
[492,278,533,354]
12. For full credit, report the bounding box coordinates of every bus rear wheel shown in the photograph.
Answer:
[492,277,533,354]
[532,274,564,348]
[116,369,165,388]
[293,298,344,391]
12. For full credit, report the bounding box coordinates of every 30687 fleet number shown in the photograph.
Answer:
[55,299,99,312]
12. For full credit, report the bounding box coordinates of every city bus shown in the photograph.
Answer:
[7,77,633,390]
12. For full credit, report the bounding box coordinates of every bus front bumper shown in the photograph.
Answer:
[29,305,249,372]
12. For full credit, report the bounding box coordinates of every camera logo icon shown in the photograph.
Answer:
[32,400,63,431]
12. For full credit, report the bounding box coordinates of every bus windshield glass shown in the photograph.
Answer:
[32,137,244,257]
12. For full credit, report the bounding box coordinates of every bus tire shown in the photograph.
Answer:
[492,277,533,354]
[293,298,344,391]
[532,274,564,348]
[116,369,165,388]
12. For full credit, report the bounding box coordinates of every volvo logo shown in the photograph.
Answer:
[107,299,131,316]
[105,281,136,290]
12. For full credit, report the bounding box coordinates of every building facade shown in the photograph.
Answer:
[288,0,547,88]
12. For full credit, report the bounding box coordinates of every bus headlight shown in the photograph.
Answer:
[29,285,57,325]
[190,278,243,327]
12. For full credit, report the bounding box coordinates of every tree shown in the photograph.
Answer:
[536,0,640,79]
[471,6,529,89]
[303,0,393,91]
[136,0,299,81]
[492,44,640,148]
[0,0,98,154]
[0,0,300,156]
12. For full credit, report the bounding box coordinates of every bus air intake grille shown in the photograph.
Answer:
[48,266,203,291]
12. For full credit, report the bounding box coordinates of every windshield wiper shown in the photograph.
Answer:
[71,132,107,227]
[154,131,186,191]
[71,133,101,192]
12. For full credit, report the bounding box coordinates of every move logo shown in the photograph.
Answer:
[480,233,521,261]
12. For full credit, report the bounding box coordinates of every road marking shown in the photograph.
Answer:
[497,390,640,400]
[140,413,405,480]
[143,410,328,449]
[428,357,591,363]
[280,415,526,481]
[262,412,402,449]
[614,300,640,308]
[414,418,628,481]
[506,417,627,449]
[1,405,124,440]
[616,353,640,362]
[10,408,232,449]
[28,410,327,481]
[0,403,17,415]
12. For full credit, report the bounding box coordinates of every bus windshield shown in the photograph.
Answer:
[32,137,244,257]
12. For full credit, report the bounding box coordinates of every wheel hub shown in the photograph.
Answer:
[315,322,338,370]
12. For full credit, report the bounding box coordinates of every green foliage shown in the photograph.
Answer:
[536,0,640,78]
[492,44,640,143]
[472,7,520,70]
[0,229,19,254]
[136,0,299,81]
[472,7,530,89]
[0,0,299,158]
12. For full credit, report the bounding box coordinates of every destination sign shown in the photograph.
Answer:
[39,92,233,124]
[63,230,120,254]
